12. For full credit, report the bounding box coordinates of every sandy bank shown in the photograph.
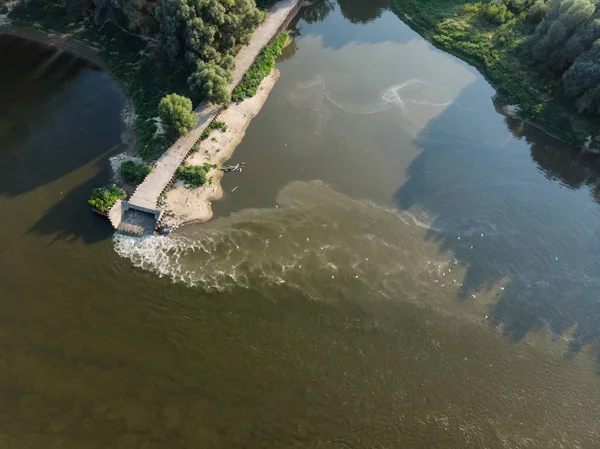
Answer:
[160,69,280,227]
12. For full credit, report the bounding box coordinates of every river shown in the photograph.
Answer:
[2,1,600,447]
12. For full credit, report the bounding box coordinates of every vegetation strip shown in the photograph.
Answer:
[232,32,288,102]
[388,0,600,147]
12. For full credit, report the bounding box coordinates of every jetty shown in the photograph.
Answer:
[113,0,303,234]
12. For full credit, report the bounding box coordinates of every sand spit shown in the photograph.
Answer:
[160,69,280,227]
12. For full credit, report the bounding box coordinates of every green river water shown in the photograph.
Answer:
[1,1,600,447]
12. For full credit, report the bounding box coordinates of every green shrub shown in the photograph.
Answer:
[175,164,209,188]
[120,160,151,184]
[232,33,288,102]
[200,120,228,140]
[158,93,197,138]
[88,185,126,213]
[210,120,228,132]
[191,142,200,153]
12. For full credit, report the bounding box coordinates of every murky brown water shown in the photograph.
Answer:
[2,2,600,447]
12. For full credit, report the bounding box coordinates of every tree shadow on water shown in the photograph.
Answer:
[394,80,600,365]
[0,35,125,199]
[293,0,413,49]
[25,155,119,245]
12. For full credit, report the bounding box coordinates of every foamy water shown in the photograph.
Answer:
[113,181,462,303]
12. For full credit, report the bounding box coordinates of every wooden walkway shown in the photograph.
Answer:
[123,0,302,222]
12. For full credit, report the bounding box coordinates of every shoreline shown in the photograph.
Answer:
[160,69,280,228]
[0,24,108,70]
[387,2,598,151]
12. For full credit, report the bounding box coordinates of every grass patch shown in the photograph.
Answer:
[88,185,126,213]
[231,32,287,102]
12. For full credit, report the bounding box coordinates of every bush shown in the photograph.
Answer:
[120,160,151,184]
[176,164,209,188]
[88,185,126,213]
[200,120,228,140]
[232,33,288,102]
[158,94,197,138]
[191,142,200,153]
[210,120,228,132]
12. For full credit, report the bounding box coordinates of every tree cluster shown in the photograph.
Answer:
[526,0,600,113]
[62,0,265,104]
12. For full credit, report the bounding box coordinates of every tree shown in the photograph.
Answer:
[528,0,549,23]
[563,40,600,113]
[155,0,262,71]
[188,61,232,104]
[528,0,599,71]
[157,93,197,137]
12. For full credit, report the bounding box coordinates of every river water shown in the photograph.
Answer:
[2,1,600,447]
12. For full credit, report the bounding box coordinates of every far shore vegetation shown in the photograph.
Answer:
[388,0,600,147]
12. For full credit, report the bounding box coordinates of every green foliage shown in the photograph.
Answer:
[200,128,211,141]
[120,160,151,185]
[528,0,548,22]
[9,0,73,30]
[200,119,228,140]
[188,61,232,105]
[210,120,228,132]
[232,33,288,102]
[527,0,599,72]
[10,0,265,157]
[155,0,262,70]
[563,40,600,113]
[463,2,514,24]
[158,93,197,138]
[88,185,126,213]
[175,164,210,188]
[191,142,200,153]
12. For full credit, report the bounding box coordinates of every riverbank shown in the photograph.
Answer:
[160,70,280,227]
[0,24,107,69]
[387,0,599,149]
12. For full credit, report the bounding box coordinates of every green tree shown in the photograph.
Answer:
[158,93,197,137]
[528,0,599,71]
[563,40,600,113]
[188,60,232,104]
[120,160,151,184]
